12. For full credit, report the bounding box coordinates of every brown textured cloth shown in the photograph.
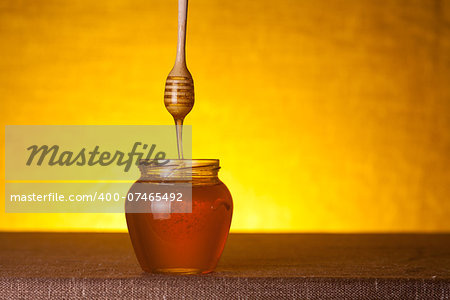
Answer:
[0,233,449,299]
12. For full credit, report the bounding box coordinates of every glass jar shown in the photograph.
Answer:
[125,159,233,274]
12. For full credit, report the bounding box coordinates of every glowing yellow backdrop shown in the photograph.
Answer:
[1,0,449,232]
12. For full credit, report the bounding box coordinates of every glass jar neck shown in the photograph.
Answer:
[138,159,220,185]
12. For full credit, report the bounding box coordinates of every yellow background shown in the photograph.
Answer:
[1,0,449,232]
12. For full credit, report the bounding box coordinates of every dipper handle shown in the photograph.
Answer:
[164,0,194,120]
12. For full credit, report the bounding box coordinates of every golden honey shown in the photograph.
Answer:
[126,159,233,274]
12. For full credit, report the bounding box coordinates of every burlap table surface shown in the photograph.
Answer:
[1,233,449,299]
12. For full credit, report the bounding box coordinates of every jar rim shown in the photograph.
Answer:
[138,159,219,166]
[137,159,220,181]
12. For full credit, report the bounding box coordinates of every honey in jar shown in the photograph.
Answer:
[125,159,233,274]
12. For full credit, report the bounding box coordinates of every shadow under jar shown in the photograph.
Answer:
[126,159,233,274]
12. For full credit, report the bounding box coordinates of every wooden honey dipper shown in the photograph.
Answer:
[164,0,194,159]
